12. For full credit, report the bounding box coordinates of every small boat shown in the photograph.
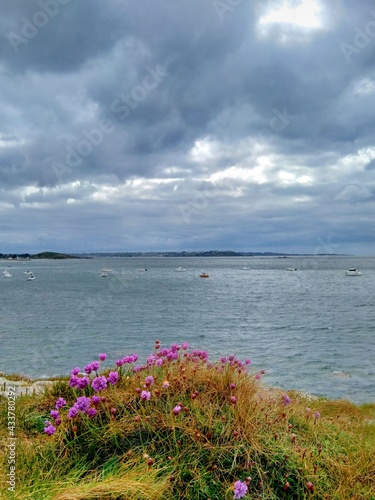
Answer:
[26,272,35,281]
[286,267,297,271]
[199,273,209,278]
[100,267,112,277]
[2,270,12,278]
[137,268,147,272]
[345,268,362,276]
[242,266,251,270]
[175,267,186,272]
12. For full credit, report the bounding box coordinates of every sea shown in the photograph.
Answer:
[1,256,374,404]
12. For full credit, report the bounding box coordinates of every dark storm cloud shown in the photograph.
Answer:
[0,0,375,254]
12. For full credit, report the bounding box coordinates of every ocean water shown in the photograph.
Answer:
[1,256,374,404]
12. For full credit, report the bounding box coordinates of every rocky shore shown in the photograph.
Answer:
[0,376,55,397]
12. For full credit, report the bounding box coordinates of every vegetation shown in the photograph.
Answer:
[0,251,78,260]
[31,252,78,260]
[1,342,374,499]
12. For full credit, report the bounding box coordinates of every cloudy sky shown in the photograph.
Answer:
[0,0,374,255]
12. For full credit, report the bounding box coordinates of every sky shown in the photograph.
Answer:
[0,0,375,255]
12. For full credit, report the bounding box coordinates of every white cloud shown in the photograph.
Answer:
[259,0,323,29]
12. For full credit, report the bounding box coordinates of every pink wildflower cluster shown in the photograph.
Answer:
[189,349,209,362]
[220,355,251,370]
[45,352,121,435]
[44,342,256,440]
[45,393,100,435]
[145,342,192,368]
[83,361,100,374]
[69,352,113,391]
[115,353,138,367]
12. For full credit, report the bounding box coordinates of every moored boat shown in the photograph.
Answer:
[199,273,209,278]
[345,268,362,276]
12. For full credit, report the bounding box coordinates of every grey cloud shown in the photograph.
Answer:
[365,158,375,170]
[0,0,375,254]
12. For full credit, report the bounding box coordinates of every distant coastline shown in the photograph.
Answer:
[0,250,348,260]
[0,251,79,260]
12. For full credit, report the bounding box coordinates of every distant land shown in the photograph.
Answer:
[0,250,346,260]
[0,251,79,260]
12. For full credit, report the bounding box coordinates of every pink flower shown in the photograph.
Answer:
[50,410,59,420]
[87,408,97,418]
[69,375,79,388]
[91,395,100,405]
[144,375,154,387]
[55,398,66,410]
[99,353,107,361]
[229,383,236,390]
[282,394,291,405]
[314,411,321,422]
[44,424,56,436]
[67,407,78,419]
[108,371,119,385]
[84,364,93,374]
[233,480,248,499]
[76,377,90,390]
[91,375,107,392]
[230,396,237,404]
[162,380,170,388]
[74,396,91,413]
[172,405,182,415]
[141,390,151,401]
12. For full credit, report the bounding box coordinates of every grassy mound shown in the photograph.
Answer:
[1,341,374,499]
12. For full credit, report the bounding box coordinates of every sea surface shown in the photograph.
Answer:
[1,256,374,404]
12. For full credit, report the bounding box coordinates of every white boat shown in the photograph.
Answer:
[26,272,35,281]
[345,268,362,276]
[137,268,147,272]
[100,267,112,277]
[242,266,251,270]
[2,270,12,278]
[286,267,297,271]
[175,267,186,272]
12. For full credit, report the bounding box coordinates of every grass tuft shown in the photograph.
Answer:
[1,341,374,499]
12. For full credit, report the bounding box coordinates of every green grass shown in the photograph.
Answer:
[1,342,374,499]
